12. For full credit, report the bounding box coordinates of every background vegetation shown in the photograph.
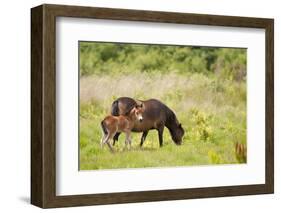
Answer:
[79,42,247,170]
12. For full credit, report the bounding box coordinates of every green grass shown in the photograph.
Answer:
[79,73,246,170]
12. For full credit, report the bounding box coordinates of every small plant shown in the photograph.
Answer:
[235,142,247,163]
[208,150,221,164]
[189,108,214,142]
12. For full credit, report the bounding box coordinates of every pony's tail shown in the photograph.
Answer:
[111,100,119,116]
[100,120,108,135]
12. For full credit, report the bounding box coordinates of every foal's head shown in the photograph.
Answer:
[129,104,144,122]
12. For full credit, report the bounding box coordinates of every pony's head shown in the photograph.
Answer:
[171,123,185,145]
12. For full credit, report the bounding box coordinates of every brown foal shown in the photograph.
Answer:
[100,106,144,152]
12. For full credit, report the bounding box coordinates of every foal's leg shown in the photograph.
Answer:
[101,134,111,150]
[100,133,107,148]
[104,136,114,152]
[106,139,114,152]
[140,131,149,147]
[125,131,132,150]
[103,131,116,152]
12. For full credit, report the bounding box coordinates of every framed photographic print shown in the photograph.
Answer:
[31,4,274,208]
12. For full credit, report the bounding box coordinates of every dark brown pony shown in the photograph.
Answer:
[111,97,184,147]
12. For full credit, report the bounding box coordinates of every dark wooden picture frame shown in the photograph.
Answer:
[31,4,274,208]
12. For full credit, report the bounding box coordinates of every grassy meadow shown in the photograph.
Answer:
[79,42,247,170]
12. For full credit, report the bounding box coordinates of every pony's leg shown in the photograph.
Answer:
[113,132,121,146]
[157,125,164,147]
[140,131,149,147]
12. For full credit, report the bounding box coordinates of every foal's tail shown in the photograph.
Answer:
[111,100,119,116]
[100,120,108,135]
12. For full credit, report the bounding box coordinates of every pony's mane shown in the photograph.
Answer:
[165,107,182,143]
[165,106,179,126]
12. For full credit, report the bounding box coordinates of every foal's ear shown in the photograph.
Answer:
[135,103,143,109]
[179,123,182,128]
[135,100,143,109]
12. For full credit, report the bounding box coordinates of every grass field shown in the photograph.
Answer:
[80,72,246,170]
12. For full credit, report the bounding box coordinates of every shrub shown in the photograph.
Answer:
[189,108,214,142]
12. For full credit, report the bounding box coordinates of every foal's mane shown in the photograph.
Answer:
[124,100,143,116]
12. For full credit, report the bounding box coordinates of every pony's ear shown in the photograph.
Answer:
[179,123,182,128]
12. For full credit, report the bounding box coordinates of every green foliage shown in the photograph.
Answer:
[208,150,222,164]
[79,42,246,82]
[212,48,247,81]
